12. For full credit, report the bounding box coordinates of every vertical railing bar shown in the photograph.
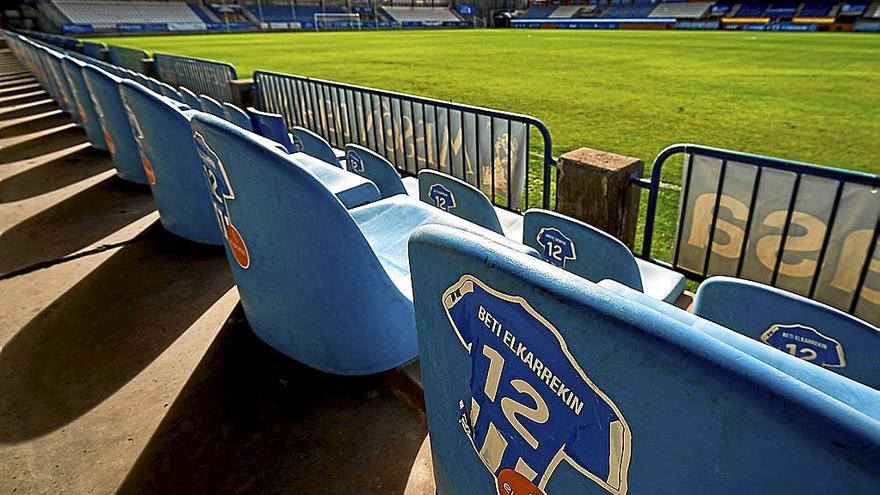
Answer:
[770,173,803,286]
[507,119,513,208]
[490,117,496,203]
[475,115,482,188]
[735,165,764,278]
[419,102,428,171]
[525,125,531,209]
[849,215,880,313]
[809,181,845,298]
[671,153,696,269]
[701,159,729,277]
[432,105,440,171]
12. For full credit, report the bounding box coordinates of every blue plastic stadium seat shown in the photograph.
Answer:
[344,144,409,199]
[199,94,226,118]
[246,107,296,153]
[418,169,524,240]
[119,80,224,245]
[189,113,536,375]
[60,57,108,150]
[222,102,254,131]
[82,65,149,184]
[522,209,685,303]
[47,51,82,126]
[408,224,880,495]
[693,276,880,388]
[291,126,343,167]
[157,81,183,102]
[178,85,202,109]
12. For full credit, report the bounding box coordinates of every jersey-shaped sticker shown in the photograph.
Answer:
[760,324,846,369]
[443,275,631,495]
[536,228,576,268]
[291,134,304,153]
[193,131,250,269]
[429,183,456,212]
[348,150,365,173]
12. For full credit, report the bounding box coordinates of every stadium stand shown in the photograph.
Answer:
[731,1,770,16]
[838,1,869,15]
[649,1,713,18]
[798,1,838,16]
[865,0,880,16]
[380,6,461,23]
[245,4,345,24]
[187,2,218,23]
[600,5,656,18]
[765,1,801,17]
[549,5,584,18]
[710,1,735,15]
[53,0,207,28]
[518,5,557,19]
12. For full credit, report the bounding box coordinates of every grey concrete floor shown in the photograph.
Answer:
[0,46,434,494]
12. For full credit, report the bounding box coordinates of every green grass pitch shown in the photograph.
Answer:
[91,29,880,263]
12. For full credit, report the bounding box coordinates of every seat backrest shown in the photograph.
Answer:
[291,126,341,167]
[222,102,254,131]
[344,144,406,199]
[408,224,880,495]
[46,51,80,124]
[157,81,183,102]
[199,94,226,118]
[418,169,504,234]
[693,276,880,388]
[522,209,643,291]
[246,106,295,153]
[60,56,107,150]
[118,80,223,245]
[190,113,418,375]
[82,65,148,184]
[178,85,201,109]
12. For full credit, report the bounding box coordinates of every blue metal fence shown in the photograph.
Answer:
[153,53,237,102]
[253,71,555,211]
[634,144,880,320]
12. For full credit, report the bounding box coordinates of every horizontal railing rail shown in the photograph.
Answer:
[153,53,237,102]
[253,70,555,212]
[635,143,880,320]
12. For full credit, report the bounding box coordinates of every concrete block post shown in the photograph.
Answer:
[230,79,254,108]
[139,58,155,77]
[555,147,643,248]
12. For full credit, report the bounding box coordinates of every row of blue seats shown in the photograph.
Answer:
[8,32,879,493]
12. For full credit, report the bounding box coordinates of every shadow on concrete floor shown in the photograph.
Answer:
[0,145,113,203]
[0,124,87,164]
[116,305,428,494]
[0,109,69,138]
[0,174,155,276]
[0,223,234,443]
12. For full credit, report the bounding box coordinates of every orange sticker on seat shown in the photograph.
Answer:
[140,152,156,184]
[226,223,250,269]
[497,469,544,495]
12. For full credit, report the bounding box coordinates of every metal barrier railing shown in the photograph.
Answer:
[634,143,880,319]
[108,45,148,72]
[253,70,555,211]
[154,53,237,102]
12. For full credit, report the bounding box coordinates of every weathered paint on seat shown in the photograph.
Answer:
[408,224,880,495]
[522,209,685,303]
[222,102,253,131]
[60,56,108,150]
[345,144,407,199]
[693,276,880,388]
[292,126,342,167]
[46,50,81,126]
[178,85,201,109]
[119,80,223,245]
[82,65,149,184]
[199,94,226,118]
[246,106,295,153]
[189,113,536,375]
[157,81,183,102]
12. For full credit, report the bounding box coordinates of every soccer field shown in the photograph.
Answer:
[91,29,880,260]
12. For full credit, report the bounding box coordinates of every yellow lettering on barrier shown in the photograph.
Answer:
[687,193,748,258]
[756,211,825,277]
